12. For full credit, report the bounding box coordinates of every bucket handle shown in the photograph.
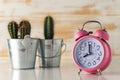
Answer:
[37,42,66,58]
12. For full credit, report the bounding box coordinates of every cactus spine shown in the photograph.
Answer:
[19,20,31,39]
[44,16,54,39]
[8,21,18,39]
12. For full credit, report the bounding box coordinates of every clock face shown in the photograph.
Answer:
[74,38,104,68]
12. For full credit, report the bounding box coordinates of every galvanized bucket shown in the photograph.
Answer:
[7,37,38,69]
[38,39,66,68]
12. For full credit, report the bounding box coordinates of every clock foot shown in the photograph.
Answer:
[78,69,82,75]
[97,69,102,75]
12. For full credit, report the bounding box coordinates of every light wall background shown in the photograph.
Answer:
[0,0,120,57]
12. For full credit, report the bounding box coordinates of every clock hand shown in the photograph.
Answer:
[88,44,92,54]
[83,44,92,57]
[83,53,89,57]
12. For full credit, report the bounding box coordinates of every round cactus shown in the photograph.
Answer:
[44,16,54,39]
[8,21,18,39]
[19,20,31,39]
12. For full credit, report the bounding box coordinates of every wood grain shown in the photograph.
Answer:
[0,0,120,56]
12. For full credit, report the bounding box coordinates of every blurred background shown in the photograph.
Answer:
[0,0,120,57]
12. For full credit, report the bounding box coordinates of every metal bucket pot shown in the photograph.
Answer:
[38,39,66,68]
[7,37,38,69]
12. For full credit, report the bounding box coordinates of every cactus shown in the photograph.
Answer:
[8,21,18,39]
[19,20,31,39]
[8,20,31,39]
[44,15,54,39]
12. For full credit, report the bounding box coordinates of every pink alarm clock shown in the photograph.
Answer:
[72,21,112,74]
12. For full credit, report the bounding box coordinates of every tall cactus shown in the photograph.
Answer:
[19,20,31,39]
[44,15,54,39]
[8,21,18,39]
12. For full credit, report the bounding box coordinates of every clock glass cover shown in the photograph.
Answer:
[74,38,104,68]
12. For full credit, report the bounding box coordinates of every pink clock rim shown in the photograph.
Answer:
[72,35,112,73]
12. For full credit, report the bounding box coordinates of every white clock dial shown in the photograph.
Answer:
[74,38,104,68]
